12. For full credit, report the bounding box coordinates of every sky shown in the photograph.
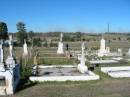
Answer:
[0,0,130,33]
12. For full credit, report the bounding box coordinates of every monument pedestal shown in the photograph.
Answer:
[77,64,88,73]
[0,63,5,72]
[57,42,64,54]
[6,56,15,68]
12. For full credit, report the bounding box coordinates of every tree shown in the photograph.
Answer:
[75,32,82,41]
[28,30,35,39]
[0,22,8,40]
[16,22,27,45]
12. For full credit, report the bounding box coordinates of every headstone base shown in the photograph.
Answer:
[6,56,15,68]
[0,63,5,72]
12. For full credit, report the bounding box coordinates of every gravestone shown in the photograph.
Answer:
[77,42,88,73]
[6,35,15,68]
[98,37,106,57]
[23,39,28,56]
[57,33,64,54]
[106,47,110,53]
[118,48,122,54]
[0,45,3,63]
[9,35,13,57]
[0,44,5,71]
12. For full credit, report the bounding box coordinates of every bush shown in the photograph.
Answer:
[20,57,32,79]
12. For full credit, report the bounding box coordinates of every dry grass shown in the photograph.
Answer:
[3,78,130,97]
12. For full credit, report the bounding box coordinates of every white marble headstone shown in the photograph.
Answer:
[9,35,13,57]
[23,40,28,56]
[57,33,64,54]
[77,42,88,73]
[0,44,3,63]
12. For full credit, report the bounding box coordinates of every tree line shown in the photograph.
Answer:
[1,21,130,47]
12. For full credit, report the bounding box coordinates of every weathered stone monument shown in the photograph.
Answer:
[77,42,88,73]
[98,37,106,57]
[23,39,28,56]
[118,48,122,55]
[106,47,110,53]
[0,42,5,72]
[6,35,15,68]
[128,48,130,54]
[0,36,20,95]
[57,33,64,54]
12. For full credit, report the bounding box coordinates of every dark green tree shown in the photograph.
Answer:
[16,22,27,45]
[0,22,8,40]
[28,30,35,39]
[75,32,82,41]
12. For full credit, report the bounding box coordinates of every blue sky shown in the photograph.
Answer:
[0,0,130,32]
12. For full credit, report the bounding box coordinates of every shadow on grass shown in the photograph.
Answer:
[15,77,37,93]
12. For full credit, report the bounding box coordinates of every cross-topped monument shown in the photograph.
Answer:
[0,35,20,95]
[6,35,16,68]
[0,40,5,71]
[77,42,88,73]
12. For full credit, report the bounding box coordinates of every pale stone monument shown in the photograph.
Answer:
[128,48,130,54]
[106,47,110,53]
[23,39,28,56]
[0,36,20,95]
[0,44,4,63]
[6,35,15,68]
[77,42,88,73]
[57,33,64,54]
[0,43,5,72]
[98,37,107,57]
[118,48,122,54]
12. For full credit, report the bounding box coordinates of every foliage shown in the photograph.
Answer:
[16,22,28,45]
[75,32,82,41]
[118,37,121,40]
[38,58,74,65]
[20,57,32,79]
[33,38,42,47]
[28,30,35,39]
[63,34,75,42]
[0,22,8,40]
[50,42,58,47]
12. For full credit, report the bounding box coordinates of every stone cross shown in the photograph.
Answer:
[77,42,88,73]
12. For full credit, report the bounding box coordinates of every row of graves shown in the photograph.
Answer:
[1,33,130,95]
[30,33,100,81]
[29,33,130,82]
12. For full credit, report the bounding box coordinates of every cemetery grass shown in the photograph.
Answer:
[6,64,130,97]
[4,45,130,97]
[12,73,130,97]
